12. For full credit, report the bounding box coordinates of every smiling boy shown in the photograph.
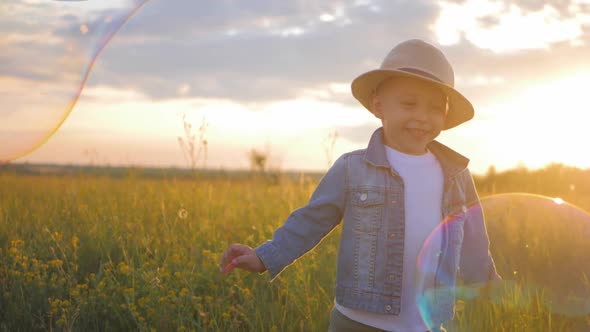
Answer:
[220,39,500,332]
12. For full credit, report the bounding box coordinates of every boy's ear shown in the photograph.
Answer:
[370,93,384,120]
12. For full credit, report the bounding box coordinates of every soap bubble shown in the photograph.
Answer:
[0,0,147,163]
[416,193,590,329]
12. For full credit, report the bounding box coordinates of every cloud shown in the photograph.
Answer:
[81,0,440,103]
[4,0,590,111]
[442,40,590,109]
[434,0,590,53]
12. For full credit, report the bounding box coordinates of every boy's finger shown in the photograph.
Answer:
[220,245,239,266]
[222,261,236,275]
[222,255,242,275]
[220,244,252,273]
[219,245,243,271]
[230,244,247,256]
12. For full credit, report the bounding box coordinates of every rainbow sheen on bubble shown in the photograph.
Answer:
[416,193,590,330]
[0,0,147,163]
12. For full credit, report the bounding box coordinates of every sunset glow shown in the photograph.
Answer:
[4,0,590,174]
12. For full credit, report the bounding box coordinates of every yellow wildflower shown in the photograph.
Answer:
[118,262,131,275]
[71,236,79,249]
[48,259,63,268]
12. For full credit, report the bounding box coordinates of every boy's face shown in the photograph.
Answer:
[371,76,447,155]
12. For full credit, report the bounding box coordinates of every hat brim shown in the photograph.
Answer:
[351,69,474,130]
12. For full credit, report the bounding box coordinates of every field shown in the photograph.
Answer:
[1,164,590,331]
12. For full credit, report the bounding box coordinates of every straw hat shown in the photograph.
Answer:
[351,39,474,130]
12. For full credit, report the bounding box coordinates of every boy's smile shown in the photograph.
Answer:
[370,76,448,155]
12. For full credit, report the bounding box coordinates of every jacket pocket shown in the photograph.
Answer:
[350,189,385,233]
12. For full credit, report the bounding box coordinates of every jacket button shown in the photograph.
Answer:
[389,233,396,239]
[385,305,392,311]
[388,274,395,281]
[360,193,367,201]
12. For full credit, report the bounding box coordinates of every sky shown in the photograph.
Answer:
[3,0,590,175]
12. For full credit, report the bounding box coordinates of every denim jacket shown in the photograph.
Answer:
[255,127,499,326]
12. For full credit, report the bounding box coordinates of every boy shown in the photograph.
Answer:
[219,39,500,332]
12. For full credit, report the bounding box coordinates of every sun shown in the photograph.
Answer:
[441,70,590,172]
[483,71,590,170]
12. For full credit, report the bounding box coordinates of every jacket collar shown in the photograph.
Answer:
[363,127,469,179]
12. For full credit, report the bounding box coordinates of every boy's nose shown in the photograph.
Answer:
[413,106,430,122]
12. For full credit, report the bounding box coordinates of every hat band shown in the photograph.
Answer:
[397,67,444,84]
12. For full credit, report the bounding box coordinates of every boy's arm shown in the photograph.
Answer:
[458,169,502,284]
[254,154,347,280]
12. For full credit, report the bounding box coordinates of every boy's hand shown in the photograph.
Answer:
[219,244,266,275]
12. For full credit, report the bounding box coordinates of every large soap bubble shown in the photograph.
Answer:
[416,193,590,330]
[1,0,147,163]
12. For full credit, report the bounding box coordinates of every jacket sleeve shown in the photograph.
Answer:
[458,169,502,284]
[254,154,347,280]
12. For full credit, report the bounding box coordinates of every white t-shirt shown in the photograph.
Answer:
[335,146,444,332]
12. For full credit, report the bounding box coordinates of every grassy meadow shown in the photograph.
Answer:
[1,164,590,331]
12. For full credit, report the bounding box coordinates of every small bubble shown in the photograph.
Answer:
[553,197,564,205]
[178,209,188,219]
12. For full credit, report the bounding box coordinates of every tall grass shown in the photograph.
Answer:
[1,171,589,331]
